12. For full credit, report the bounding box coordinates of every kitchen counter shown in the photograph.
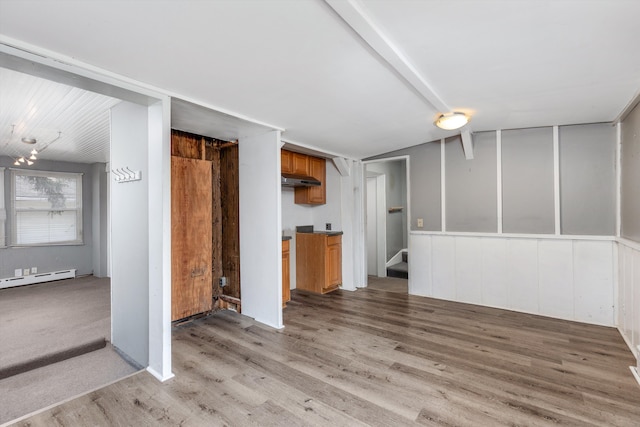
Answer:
[282,236,292,241]
[295,225,342,236]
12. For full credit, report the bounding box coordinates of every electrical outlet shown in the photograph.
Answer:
[219,277,227,287]
[15,269,22,277]
[326,223,331,231]
[23,268,30,276]
[417,218,424,228]
[31,267,38,274]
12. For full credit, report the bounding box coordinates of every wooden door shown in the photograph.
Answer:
[282,240,290,307]
[308,156,326,204]
[326,236,342,290]
[171,156,213,321]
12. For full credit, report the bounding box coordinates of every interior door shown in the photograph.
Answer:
[171,156,213,321]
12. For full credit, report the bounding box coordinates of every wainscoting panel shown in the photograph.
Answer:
[431,236,456,300]
[454,237,483,305]
[506,239,539,314]
[481,238,509,308]
[618,240,640,358]
[409,233,615,326]
[538,240,574,320]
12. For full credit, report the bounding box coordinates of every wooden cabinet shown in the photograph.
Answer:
[291,152,309,175]
[282,239,291,307]
[296,233,342,294]
[281,149,327,205]
[281,150,292,174]
[293,155,326,205]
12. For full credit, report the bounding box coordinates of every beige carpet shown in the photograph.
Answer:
[0,276,139,425]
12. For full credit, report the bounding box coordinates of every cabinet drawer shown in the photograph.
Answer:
[327,235,341,246]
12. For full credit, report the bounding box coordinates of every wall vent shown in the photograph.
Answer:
[0,269,77,290]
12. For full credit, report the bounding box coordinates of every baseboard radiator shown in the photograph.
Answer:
[0,269,77,290]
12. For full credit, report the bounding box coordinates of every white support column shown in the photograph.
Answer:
[239,130,283,329]
[553,125,561,235]
[496,130,503,234]
[441,138,446,232]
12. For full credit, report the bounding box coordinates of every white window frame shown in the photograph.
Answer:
[10,169,83,247]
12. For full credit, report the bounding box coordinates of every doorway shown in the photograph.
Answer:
[363,157,409,293]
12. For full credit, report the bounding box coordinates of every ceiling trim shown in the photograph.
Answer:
[324,0,450,113]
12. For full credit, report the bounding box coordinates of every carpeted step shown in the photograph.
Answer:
[387,261,408,279]
[0,338,106,381]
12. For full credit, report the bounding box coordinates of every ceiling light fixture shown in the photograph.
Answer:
[21,137,37,144]
[434,111,470,130]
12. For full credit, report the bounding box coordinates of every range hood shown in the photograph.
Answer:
[281,172,321,187]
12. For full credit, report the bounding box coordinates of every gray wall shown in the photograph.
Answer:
[366,123,616,236]
[446,132,497,232]
[621,103,640,242]
[366,160,407,260]
[0,156,105,279]
[368,141,441,231]
[560,124,616,235]
[502,127,555,234]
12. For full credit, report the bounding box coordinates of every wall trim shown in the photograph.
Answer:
[411,230,615,242]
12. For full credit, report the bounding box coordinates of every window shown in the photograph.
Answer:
[11,169,83,246]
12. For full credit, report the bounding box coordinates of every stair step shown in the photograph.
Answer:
[0,338,107,381]
[402,251,408,263]
[387,261,408,279]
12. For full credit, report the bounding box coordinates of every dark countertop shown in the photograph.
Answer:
[282,236,292,241]
[296,225,342,236]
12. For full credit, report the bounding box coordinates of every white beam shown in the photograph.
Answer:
[324,0,450,113]
[461,129,474,160]
[333,157,351,176]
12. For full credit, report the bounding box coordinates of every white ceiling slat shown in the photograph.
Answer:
[0,67,119,164]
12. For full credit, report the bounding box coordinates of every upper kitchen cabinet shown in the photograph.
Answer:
[281,149,327,205]
[295,156,326,205]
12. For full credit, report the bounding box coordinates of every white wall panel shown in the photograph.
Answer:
[538,240,574,320]
[506,239,539,313]
[408,234,431,296]
[431,235,455,299]
[573,241,614,325]
[454,237,483,304]
[617,241,639,360]
[410,232,616,327]
[481,238,508,308]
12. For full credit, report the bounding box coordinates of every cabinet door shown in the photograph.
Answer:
[308,156,326,204]
[281,150,293,174]
[292,152,309,175]
[282,241,291,307]
[326,238,342,289]
[171,156,213,321]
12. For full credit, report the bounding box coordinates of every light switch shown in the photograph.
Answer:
[417,218,424,228]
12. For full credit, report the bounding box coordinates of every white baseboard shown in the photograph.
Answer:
[0,269,77,289]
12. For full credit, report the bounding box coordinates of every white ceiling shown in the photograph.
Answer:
[1,0,639,161]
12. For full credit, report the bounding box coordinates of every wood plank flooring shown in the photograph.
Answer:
[11,287,640,426]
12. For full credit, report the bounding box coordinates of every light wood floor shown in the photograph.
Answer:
[12,288,640,426]
[367,275,408,294]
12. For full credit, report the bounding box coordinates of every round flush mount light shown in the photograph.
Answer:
[434,112,470,130]
[21,137,37,144]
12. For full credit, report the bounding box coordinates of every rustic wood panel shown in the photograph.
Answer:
[211,146,223,298]
[16,286,640,426]
[171,130,203,159]
[171,157,213,321]
[220,144,240,299]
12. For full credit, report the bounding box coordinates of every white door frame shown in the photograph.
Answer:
[362,156,411,284]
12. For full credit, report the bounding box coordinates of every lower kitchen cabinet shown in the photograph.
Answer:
[296,233,342,294]
[282,239,291,307]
